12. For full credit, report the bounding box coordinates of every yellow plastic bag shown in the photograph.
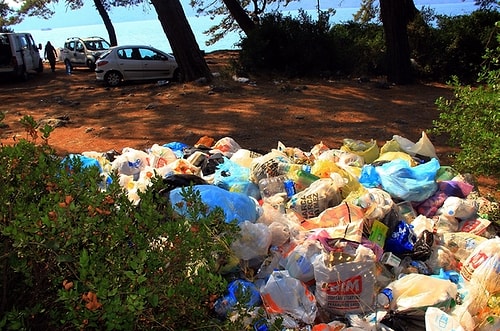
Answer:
[340,138,379,164]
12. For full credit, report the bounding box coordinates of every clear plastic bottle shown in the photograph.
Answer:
[376,287,393,309]
[258,175,289,202]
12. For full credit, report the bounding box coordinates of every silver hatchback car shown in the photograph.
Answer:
[95,45,180,86]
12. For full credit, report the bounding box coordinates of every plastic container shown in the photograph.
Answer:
[258,175,289,202]
[293,170,320,192]
[376,287,393,309]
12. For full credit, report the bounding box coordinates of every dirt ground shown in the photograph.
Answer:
[1,50,498,200]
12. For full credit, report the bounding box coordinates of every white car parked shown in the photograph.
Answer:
[95,45,180,86]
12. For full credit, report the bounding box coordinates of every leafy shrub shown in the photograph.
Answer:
[0,118,246,330]
[329,21,385,77]
[409,9,500,82]
[432,22,500,177]
[239,11,336,77]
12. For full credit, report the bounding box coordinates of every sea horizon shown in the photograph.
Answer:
[12,0,479,54]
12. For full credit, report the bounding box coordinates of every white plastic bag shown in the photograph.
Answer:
[287,177,343,219]
[230,221,272,260]
[313,252,376,315]
[426,307,465,331]
[260,270,317,324]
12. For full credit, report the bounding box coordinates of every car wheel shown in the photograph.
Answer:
[173,68,182,82]
[36,58,44,73]
[64,59,73,73]
[87,59,96,71]
[17,65,29,81]
[104,71,122,87]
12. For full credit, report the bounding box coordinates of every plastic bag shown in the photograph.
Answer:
[393,131,438,160]
[360,158,440,202]
[111,148,150,179]
[340,138,380,164]
[213,157,260,199]
[213,279,262,318]
[168,185,261,224]
[426,307,465,331]
[313,252,376,315]
[354,187,394,220]
[211,136,242,158]
[260,270,317,324]
[380,273,457,312]
[438,196,478,221]
[284,240,322,283]
[287,178,343,219]
[301,203,365,243]
[231,221,272,260]
[250,150,291,183]
[384,220,417,255]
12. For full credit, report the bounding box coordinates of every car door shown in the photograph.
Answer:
[17,34,36,71]
[116,47,143,81]
[73,41,87,65]
[138,47,174,80]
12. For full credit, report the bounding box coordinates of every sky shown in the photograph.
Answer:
[9,0,477,31]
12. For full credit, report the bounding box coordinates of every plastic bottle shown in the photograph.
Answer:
[258,175,289,202]
[293,170,320,192]
[376,287,393,309]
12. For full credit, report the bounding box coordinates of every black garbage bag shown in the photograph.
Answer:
[402,230,434,261]
[159,174,209,196]
[381,308,426,331]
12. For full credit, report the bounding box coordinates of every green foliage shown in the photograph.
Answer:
[239,10,336,77]
[432,22,500,177]
[329,21,385,76]
[0,117,248,330]
[409,10,500,83]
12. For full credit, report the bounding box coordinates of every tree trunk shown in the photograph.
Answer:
[93,0,118,46]
[380,0,417,84]
[150,0,212,83]
[221,0,256,35]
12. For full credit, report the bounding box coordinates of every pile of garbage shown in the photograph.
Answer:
[73,132,499,331]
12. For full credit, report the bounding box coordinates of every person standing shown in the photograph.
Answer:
[44,41,58,72]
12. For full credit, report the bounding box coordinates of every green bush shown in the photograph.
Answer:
[409,9,500,82]
[432,22,500,178]
[329,21,385,77]
[239,11,336,77]
[0,119,250,330]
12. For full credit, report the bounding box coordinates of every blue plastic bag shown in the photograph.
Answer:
[169,185,261,224]
[360,158,440,202]
[385,220,417,255]
[213,279,262,318]
[213,158,260,199]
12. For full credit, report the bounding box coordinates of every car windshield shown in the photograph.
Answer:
[98,49,112,59]
[85,39,110,51]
